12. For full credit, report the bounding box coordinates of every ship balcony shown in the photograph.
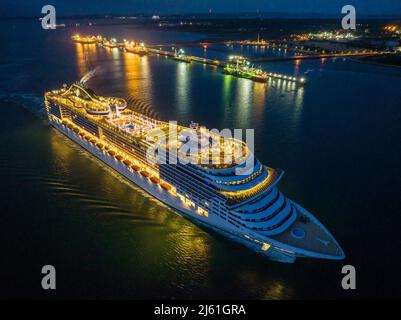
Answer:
[200,160,262,184]
[232,188,282,216]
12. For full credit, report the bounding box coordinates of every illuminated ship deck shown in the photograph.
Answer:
[45,82,344,262]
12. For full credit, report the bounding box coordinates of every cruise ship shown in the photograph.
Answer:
[223,64,269,82]
[44,81,345,263]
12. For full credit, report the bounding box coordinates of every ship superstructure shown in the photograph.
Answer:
[45,82,344,262]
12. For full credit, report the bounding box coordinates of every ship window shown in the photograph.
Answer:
[185,199,195,208]
[197,207,209,217]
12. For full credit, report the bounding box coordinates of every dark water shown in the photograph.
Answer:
[1,19,401,299]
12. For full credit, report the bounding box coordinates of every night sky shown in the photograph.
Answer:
[1,0,400,17]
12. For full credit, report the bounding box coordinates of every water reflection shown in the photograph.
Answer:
[221,75,233,123]
[220,73,304,130]
[234,78,252,128]
[75,43,98,77]
[176,62,190,115]
[105,47,123,83]
[263,281,292,300]
[252,83,266,120]
[294,59,301,77]
[169,224,210,266]
[294,86,304,110]
[123,52,153,104]
[264,76,305,132]
[49,129,212,289]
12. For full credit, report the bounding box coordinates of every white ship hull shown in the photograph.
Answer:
[50,118,299,263]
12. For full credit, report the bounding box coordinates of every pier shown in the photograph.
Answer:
[72,34,308,84]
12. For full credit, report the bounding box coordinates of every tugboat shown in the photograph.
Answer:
[125,42,148,56]
[102,38,120,48]
[228,55,247,65]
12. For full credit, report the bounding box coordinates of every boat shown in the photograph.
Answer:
[44,81,345,263]
[223,61,269,83]
[72,34,102,44]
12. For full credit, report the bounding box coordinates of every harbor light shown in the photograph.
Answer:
[299,77,306,83]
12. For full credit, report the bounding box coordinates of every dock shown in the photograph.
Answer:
[72,34,307,84]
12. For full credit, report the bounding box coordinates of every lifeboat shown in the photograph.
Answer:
[96,143,104,149]
[140,171,150,178]
[150,176,160,184]
[79,132,85,137]
[115,155,123,161]
[131,165,140,171]
[73,128,80,133]
[84,135,91,141]
[90,138,97,144]
[104,145,110,151]
[108,150,116,156]
[67,124,73,129]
